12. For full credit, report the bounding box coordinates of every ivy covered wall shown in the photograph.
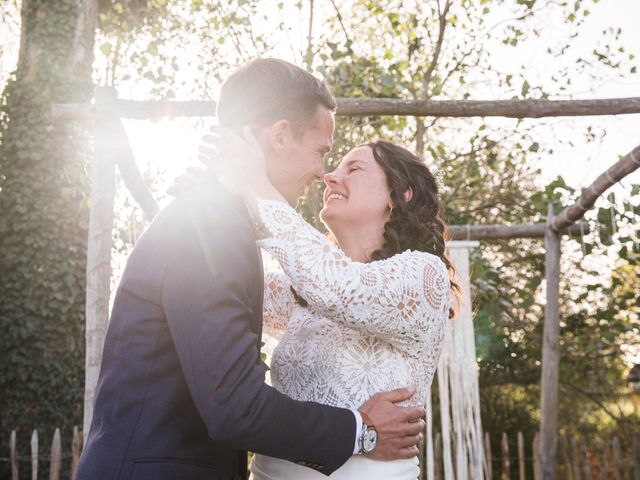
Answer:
[0,0,96,473]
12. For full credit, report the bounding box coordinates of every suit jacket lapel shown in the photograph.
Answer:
[240,198,265,341]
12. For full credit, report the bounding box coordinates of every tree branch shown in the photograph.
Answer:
[551,144,640,231]
[305,0,314,70]
[562,381,638,426]
[422,0,451,93]
[329,0,350,44]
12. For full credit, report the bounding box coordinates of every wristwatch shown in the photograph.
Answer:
[357,410,378,455]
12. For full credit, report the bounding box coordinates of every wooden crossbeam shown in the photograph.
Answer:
[336,97,640,118]
[51,97,640,120]
[449,222,589,240]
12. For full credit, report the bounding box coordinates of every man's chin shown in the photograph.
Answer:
[270,184,298,206]
[293,186,311,205]
[283,192,299,207]
[280,183,315,206]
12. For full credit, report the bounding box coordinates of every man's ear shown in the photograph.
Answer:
[267,119,291,153]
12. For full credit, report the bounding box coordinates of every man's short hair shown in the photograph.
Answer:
[217,58,336,139]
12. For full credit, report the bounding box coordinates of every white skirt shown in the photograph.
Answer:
[250,454,419,480]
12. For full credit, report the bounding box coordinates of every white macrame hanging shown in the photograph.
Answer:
[426,241,486,480]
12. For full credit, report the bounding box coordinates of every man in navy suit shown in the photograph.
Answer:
[76,59,425,480]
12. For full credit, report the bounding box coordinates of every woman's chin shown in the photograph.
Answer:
[320,207,348,231]
[319,206,338,225]
[319,206,330,222]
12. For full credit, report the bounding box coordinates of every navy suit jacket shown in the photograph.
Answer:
[76,184,355,480]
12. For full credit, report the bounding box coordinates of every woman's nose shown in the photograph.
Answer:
[324,171,340,184]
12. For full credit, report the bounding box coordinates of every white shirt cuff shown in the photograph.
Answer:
[350,409,363,454]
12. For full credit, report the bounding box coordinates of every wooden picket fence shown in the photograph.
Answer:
[420,431,640,480]
[479,431,640,480]
[6,427,640,479]
[7,427,82,480]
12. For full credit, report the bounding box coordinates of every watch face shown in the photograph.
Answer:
[363,427,378,452]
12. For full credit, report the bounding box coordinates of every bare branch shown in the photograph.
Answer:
[417,0,451,154]
[305,0,314,70]
[329,0,351,44]
[423,0,451,94]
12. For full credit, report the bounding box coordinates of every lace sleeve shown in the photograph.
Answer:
[262,268,294,341]
[255,198,450,356]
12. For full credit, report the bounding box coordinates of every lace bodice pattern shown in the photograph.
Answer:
[256,199,450,409]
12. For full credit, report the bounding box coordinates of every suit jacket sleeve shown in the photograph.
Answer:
[160,191,355,475]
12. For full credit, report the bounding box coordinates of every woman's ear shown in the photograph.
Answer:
[403,187,413,203]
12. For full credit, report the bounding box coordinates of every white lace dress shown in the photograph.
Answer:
[250,199,450,480]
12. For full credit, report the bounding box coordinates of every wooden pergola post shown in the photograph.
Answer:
[83,86,117,438]
[540,204,562,480]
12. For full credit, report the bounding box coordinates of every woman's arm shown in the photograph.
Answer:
[256,198,450,355]
[262,269,294,340]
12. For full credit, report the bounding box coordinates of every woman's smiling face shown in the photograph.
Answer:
[320,145,392,230]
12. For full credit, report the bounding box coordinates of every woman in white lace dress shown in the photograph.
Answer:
[211,135,459,480]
